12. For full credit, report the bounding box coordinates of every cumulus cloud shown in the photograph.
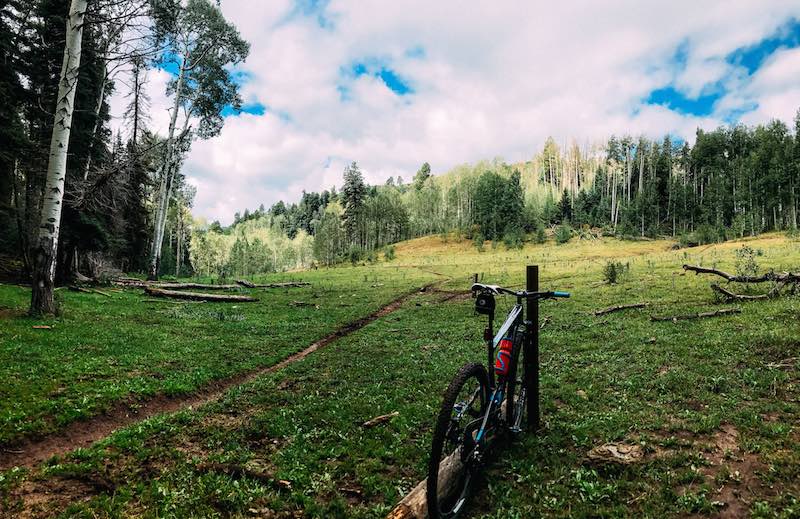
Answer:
[105,0,800,224]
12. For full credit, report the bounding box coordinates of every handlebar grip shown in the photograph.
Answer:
[553,291,571,298]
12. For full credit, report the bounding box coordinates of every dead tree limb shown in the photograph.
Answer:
[683,264,799,300]
[362,411,399,428]
[711,284,769,301]
[245,282,310,288]
[593,302,648,316]
[682,264,800,284]
[650,308,741,322]
[144,287,257,302]
[235,279,255,288]
[152,282,241,290]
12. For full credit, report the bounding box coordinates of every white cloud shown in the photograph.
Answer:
[105,0,800,224]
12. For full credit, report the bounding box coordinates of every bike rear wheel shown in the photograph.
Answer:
[427,362,489,519]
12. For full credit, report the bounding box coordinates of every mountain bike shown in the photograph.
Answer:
[426,282,570,519]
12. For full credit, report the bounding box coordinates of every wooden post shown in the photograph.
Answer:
[472,273,478,297]
[525,265,539,431]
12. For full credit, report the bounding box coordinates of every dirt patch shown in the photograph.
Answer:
[0,283,436,472]
[4,478,98,519]
[652,423,766,518]
[0,306,24,319]
[430,289,472,303]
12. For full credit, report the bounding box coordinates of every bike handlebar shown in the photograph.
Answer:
[471,283,571,299]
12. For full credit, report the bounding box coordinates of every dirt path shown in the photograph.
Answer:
[0,283,437,471]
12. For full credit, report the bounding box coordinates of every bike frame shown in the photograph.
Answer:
[474,295,528,444]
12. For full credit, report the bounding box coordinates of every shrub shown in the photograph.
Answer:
[555,224,572,244]
[473,232,485,252]
[602,260,629,284]
[695,224,725,245]
[734,245,759,288]
[366,250,377,264]
[503,226,524,250]
[384,245,396,261]
[534,223,547,244]
[347,246,362,265]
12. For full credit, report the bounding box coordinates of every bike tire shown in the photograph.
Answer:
[427,362,489,519]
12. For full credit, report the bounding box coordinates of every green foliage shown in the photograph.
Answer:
[679,224,725,248]
[341,162,367,246]
[347,245,362,265]
[383,245,396,261]
[558,188,573,223]
[412,162,431,190]
[534,223,547,244]
[473,232,485,252]
[602,260,629,284]
[473,170,524,240]
[555,223,572,244]
[503,225,524,250]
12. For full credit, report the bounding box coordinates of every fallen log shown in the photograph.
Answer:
[68,286,93,294]
[68,286,112,297]
[650,307,741,322]
[387,400,509,519]
[387,450,464,519]
[153,282,241,290]
[593,302,648,316]
[362,411,399,428]
[144,287,258,302]
[236,279,309,288]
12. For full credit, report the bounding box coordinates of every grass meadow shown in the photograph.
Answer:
[1,233,799,517]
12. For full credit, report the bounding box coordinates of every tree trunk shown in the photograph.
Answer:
[83,69,108,180]
[30,0,88,316]
[148,61,186,280]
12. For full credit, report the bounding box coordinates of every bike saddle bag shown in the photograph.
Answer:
[474,292,495,315]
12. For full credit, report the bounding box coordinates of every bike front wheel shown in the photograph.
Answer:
[427,362,489,519]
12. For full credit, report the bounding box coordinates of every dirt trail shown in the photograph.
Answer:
[0,283,437,471]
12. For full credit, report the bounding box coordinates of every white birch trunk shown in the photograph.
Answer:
[148,61,186,280]
[30,0,88,315]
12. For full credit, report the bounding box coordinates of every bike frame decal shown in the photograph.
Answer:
[493,304,522,348]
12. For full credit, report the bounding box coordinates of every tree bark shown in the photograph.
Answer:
[148,60,187,280]
[30,0,88,315]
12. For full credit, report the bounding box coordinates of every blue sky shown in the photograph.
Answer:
[113,1,800,224]
[645,18,800,119]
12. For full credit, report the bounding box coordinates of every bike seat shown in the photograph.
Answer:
[471,283,502,294]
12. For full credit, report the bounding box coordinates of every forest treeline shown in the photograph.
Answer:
[0,0,248,313]
[193,111,800,277]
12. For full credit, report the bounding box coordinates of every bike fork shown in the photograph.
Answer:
[510,386,527,434]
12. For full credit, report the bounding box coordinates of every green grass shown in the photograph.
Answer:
[2,233,799,517]
[0,266,438,446]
